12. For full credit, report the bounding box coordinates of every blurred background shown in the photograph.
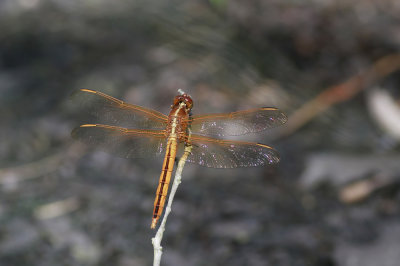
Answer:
[1,0,400,265]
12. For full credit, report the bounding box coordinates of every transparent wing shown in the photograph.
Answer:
[72,124,167,158]
[185,134,280,168]
[189,108,287,137]
[71,89,168,129]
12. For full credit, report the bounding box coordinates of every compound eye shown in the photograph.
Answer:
[185,100,192,109]
[183,95,193,109]
[173,96,182,106]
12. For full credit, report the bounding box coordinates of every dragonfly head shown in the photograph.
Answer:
[173,94,193,111]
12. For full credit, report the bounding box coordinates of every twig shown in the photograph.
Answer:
[280,53,400,136]
[152,133,193,266]
[0,143,85,188]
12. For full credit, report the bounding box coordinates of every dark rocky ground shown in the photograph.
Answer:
[1,0,400,265]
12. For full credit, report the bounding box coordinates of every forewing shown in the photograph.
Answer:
[185,134,280,168]
[72,124,167,158]
[71,89,168,129]
[189,108,287,137]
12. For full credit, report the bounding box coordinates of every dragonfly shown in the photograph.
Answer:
[72,89,287,228]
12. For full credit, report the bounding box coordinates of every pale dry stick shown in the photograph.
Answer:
[0,143,85,187]
[0,152,63,186]
[152,132,193,266]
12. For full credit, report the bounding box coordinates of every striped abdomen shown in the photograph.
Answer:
[150,137,178,228]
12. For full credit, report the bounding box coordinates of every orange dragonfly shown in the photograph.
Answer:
[72,89,287,228]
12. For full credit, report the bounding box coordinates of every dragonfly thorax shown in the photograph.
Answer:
[166,101,190,141]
